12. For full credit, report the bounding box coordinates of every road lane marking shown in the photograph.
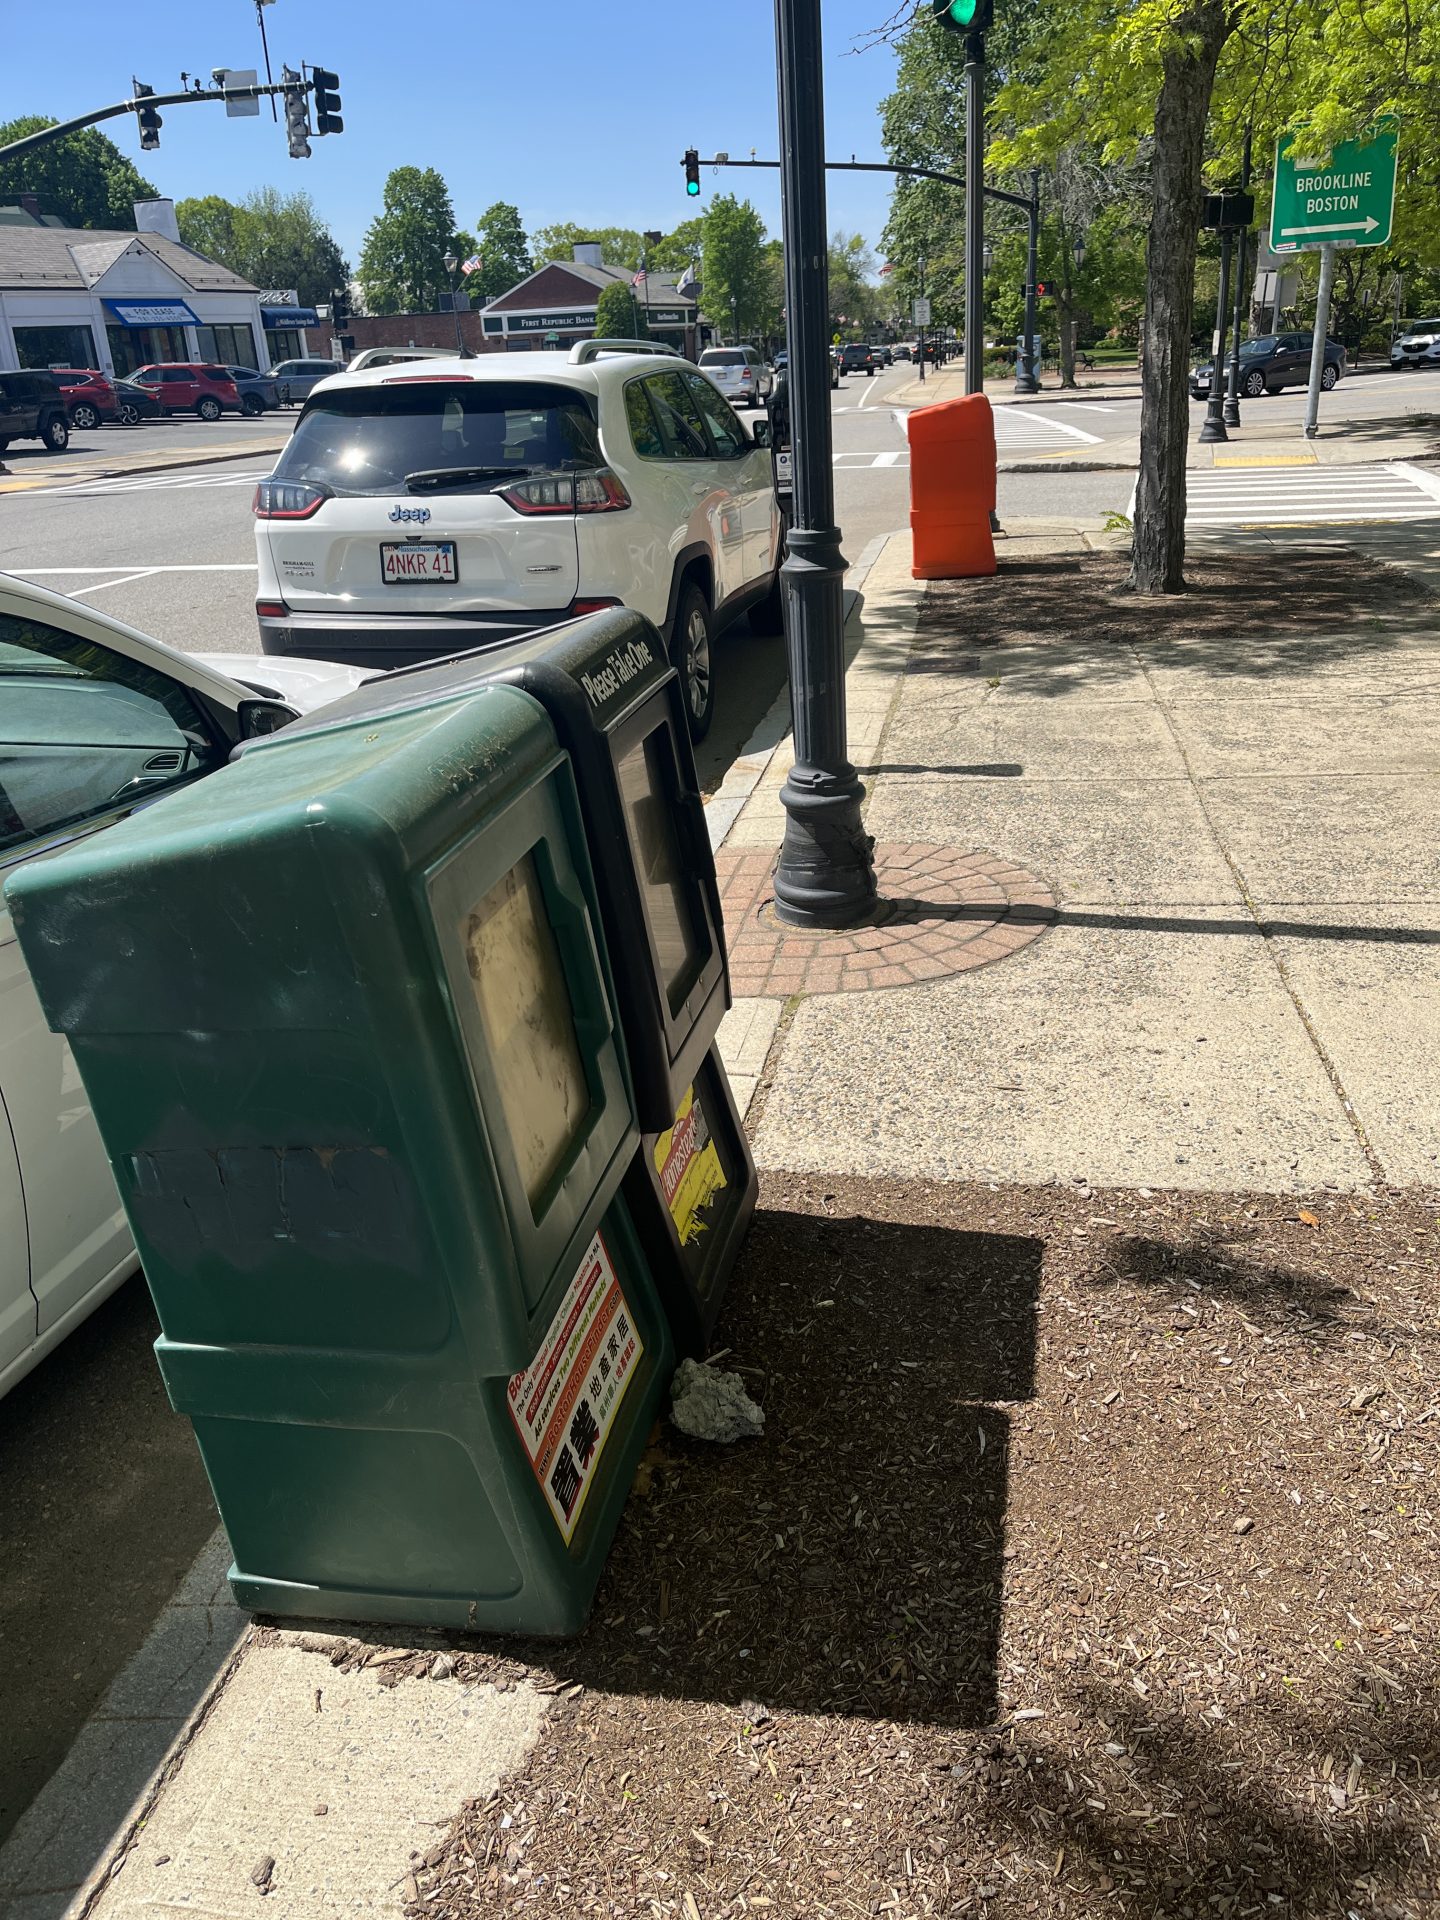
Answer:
[62,570,161,595]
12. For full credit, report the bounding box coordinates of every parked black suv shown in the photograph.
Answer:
[0,369,70,453]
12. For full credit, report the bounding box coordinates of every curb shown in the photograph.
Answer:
[0,1529,246,1920]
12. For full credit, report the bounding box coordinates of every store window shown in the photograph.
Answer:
[14,324,99,371]
[264,328,304,365]
[106,324,187,378]
[195,324,262,369]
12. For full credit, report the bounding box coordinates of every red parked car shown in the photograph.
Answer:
[125,363,242,421]
[51,368,120,430]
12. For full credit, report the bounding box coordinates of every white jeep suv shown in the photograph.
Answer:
[253,341,784,738]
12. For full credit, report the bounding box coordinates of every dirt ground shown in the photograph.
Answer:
[392,1171,1440,1919]
[915,547,1421,667]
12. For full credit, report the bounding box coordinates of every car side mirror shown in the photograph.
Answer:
[751,419,772,449]
[237,698,301,740]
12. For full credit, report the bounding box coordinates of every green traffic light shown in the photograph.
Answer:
[687,179,700,196]
[932,0,992,30]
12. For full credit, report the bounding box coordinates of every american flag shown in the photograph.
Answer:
[461,253,483,275]
[631,269,647,287]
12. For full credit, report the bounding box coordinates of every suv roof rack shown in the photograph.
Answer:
[568,338,682,364]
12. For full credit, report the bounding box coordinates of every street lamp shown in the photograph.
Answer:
[770,0,876,926]
[1073,234,1087,270]
[982,241,993,273]
[441,249,464,353]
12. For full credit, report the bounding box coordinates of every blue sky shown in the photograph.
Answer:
[2,1,902,271]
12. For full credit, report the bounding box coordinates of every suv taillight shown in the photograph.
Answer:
[498,469,631,515]
[253,479,330,519]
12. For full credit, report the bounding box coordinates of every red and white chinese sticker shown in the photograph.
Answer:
[507,1230,642,1543]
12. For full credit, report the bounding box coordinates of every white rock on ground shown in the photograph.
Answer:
[670,1358,765,1443]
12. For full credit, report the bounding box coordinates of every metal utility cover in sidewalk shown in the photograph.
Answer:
[1270,123,1398,253]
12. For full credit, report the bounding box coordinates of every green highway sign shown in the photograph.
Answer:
[1270,123,1398,253]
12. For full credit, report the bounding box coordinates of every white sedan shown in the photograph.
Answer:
[0,574,367,1400]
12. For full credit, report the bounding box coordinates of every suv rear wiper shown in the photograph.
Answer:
[404,465,535,491]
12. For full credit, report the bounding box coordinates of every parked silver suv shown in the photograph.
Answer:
[697,346,773,410]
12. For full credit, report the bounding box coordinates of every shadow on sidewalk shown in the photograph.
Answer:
[506,1206,1040,1730]
[904,549,1428,697]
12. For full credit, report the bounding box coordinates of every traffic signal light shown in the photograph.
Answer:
[311,67,343,136]
[684,149,701,197]
[331,287,350,328]
[134,82,162,152]
[931,0,994,32]
[282,66,311,159]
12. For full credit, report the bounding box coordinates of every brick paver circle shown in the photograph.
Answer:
[716,843,1056,998]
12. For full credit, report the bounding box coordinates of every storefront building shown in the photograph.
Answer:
[257,293,321,366]
[0,203,268,379]
[481,247,700,357]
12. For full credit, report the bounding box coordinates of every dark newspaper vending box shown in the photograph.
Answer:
[282,607,759,1352]
[8,679,674,1635]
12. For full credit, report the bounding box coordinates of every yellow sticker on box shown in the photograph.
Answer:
[654,1083,727,1245]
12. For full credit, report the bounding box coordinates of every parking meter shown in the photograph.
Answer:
[271,608,760,1355]
[767,371,793,512]
[7,682,674,1636]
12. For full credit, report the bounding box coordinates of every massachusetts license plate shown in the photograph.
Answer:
[776,450,792,486]
[380,540,457,584]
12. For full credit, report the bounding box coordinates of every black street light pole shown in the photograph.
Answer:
[1224,131,1253,430]
[1016,168,1041,395]
[1199,224,1233,443]
[964,31,985,394]
[771,0,876,927]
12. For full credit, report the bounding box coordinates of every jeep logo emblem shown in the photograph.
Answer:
[388,504,431,524]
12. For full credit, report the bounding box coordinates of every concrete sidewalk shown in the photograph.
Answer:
[9,512,1440,1917]
[744,523,1439,1194]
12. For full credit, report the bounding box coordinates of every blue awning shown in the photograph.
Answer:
[105,298,201,328]
[261,306,318,329]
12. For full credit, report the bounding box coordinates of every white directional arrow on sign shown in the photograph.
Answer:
[1280,215,1381,238]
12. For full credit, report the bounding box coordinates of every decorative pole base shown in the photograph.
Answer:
[773,761,877,927]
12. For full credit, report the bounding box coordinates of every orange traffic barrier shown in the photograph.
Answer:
[907,391,997,579]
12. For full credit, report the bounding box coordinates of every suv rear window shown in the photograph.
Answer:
[272,381,603,496]
[699,350,744,367]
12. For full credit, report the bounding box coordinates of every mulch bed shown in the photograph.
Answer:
[400,1172,1440,1919]
[916,548,1422,661]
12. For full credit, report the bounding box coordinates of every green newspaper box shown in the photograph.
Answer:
[6,682,674,1635]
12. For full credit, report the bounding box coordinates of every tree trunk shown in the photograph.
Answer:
[1128,0,1230,595]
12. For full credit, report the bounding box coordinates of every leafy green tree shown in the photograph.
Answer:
[0,118,158,228]
[463,202,530,304]
[531,223,646,271]
[828,231,885,338]
[177,188,348,306]
[701,195,769,341]
[649,218,706,272]
[358,166,458,314]
[594,280,643,338]
[174,193,238,265]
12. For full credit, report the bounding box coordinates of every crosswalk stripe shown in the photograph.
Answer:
[1178,460,1440,528]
